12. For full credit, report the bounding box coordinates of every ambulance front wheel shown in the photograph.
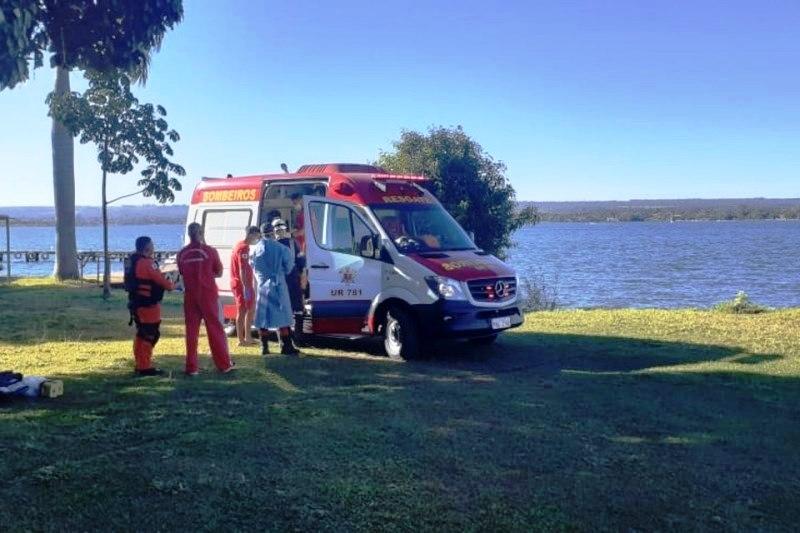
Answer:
[384,306,420,361]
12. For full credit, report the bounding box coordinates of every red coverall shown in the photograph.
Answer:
[230,240,254,309]
[132,257,175,371]
[294,210,305,253]
[177,242,233,373]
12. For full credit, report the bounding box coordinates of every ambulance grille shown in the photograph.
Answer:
[467,277,517,303]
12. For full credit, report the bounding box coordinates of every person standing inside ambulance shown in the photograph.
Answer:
[177,222,235,375]
[290,193,305,253]
[127,236,175,376]
[252,223,300,356]
[230,226,261,347]
[291,192,317,293]
[272,218,305,342]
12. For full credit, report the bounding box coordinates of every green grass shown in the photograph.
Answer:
[1,279,799,531]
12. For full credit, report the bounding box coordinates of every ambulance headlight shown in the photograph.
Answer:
[425,276,466,300]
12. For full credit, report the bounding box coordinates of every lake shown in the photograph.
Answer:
[2,221,799,309]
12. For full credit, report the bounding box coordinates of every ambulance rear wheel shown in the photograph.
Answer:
[384,306,419,361]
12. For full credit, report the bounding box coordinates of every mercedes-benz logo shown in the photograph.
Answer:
[494,280,508,298]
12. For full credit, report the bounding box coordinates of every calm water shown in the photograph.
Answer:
[0,224,185,279]
[508,221,800,308]
[2,221,799,308]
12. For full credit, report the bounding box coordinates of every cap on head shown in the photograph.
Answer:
[271,218,288,230]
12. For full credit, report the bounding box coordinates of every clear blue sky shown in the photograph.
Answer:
[1,0,798,206]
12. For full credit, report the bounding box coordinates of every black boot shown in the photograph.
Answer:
[292,314,306,347]
[260,330,270,356]
[280,334,300,356]
[292,330,305,350]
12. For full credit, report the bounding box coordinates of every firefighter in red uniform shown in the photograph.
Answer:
[230,226,261,346]
[177,222,235,375]
[126,236,175,376]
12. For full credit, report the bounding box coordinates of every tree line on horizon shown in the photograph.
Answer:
[6,198,800,228]
[527,201,800,222]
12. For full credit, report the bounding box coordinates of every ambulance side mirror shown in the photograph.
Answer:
[359,234,376,258]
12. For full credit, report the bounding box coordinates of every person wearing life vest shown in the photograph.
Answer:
[230,225,261,347]
[177,223,235,375]
[125,236,175,376]
[253,222,299,356]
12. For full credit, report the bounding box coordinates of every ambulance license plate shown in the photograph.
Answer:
[491,316,511,330]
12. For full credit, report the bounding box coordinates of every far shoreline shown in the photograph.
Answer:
[5,217,800,228]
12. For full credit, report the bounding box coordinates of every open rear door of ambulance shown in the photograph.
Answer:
[303,196,382,335]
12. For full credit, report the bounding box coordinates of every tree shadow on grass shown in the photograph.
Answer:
[2,283,799,532]
[276,330,800,530]
[427,329,784,374]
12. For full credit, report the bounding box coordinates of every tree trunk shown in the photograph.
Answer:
[51,66,79,280]
[102,166,111,299]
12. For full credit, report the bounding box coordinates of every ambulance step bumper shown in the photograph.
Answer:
[413,301,524,338]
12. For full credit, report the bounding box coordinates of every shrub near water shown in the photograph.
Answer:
[713,291,769,314]
[520,273,559,312]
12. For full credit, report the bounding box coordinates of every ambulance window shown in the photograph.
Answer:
[203,209,252,248]
[351,214,372,252]
[263,183,328,200]
[309,202,325,244]
[330,206,352,253]
[309,202,373,256]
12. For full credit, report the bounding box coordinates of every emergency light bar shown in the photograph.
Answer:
[298,163,386,174]
[372,179,428,194]
[372,174,427,181]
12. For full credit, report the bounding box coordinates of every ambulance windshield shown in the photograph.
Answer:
[371,204,475,253]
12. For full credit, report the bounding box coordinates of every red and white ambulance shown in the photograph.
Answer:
[186,163,523,359]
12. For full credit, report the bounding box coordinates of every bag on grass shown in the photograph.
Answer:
[0,371,27,397]
[20,376,47,398]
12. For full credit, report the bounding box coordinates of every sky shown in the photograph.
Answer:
[1,0,798,206]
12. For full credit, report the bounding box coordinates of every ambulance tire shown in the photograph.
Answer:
[469,334,498,346]
[384,306,420,361]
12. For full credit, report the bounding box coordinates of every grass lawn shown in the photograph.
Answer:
[1,279,799,531]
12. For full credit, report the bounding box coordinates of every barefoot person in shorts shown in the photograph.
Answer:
[230,226,261,346]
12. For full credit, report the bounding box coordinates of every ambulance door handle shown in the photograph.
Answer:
[310,263,330,269]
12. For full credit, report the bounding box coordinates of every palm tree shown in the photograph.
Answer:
[51,66,80,279]
[0,1,184,280]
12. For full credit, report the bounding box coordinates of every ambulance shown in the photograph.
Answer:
[186,163,524,359]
